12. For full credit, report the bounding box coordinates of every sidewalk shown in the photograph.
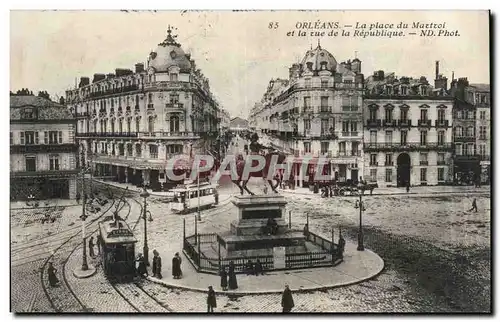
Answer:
[279,185,490,197]
[10,199,79,210]
[92,179,174,198]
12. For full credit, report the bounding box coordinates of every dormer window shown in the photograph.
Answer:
[320,61,328,70]
[306,62,313,70]
[420,86,427,96]
[386,86,392,95]
[21,108,35,120]
[401,86,407,95]
[170,73,178,82]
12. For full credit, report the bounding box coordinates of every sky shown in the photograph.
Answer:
[10,10,490,119]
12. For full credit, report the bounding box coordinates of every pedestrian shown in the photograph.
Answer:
[406,181,410,193]
[96,234,102,255]
[152,249,162,279]
[245,260,254,275]
[338,233,346,259]
[469,198,478,212]
[281,284,295,313]
[228,261,238,290]
[172,252,182,279]
[220,266,228,291]
[254,259,263,276]
[47,262,59,287]
[76,192,81,204]
[207,286,217,313]
[214,189,219,205]
[136,253,148,278]
[88,236,95,258]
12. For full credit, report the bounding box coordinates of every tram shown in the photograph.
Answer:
[98,215,137,280]
[169,180,219,214]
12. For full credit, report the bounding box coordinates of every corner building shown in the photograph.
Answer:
[66,28,220,191]
[249,43,364,187]
[363,65,454,187]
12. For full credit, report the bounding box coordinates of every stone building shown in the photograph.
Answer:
[65,27,220,191]
[470,83,491,183]
[10,95,78,200]
[363,62,454,187]
[229,117,249,134]
[249,43,364,187]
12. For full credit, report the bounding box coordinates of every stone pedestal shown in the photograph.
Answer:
[219,194,305,257]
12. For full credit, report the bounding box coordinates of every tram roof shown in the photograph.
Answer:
[99,219,138,244]
[170,182,218,193]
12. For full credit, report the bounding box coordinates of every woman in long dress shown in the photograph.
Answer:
[228,261,238,290]
[220,266,228,291]
[47,262,59,287]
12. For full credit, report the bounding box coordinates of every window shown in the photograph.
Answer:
[420,109,428,121]
[320,142,329,155]
[468,111,475,119]
[400,109,408,121]
[305,79,312,88]
[479,126,487,140]
[111,120,117,133]
[303,142,311,153]
[339,142,346,154]
[438,168,445,181]
[112,144,116,156]
[466,126,474,137]
[135,144,142,157]
[385,169,393,182]
[127,144,133,156]
[49,155,60,170]
[119,119,123,133]
[170,73,178,82]
[320,61,328,70]
[438,109,445,121]
[149,145,158,158]
[369,109,377,120]
[385,153,393,166]
[370,131,377,144]
[350,122,358,133]
[455,126,463,137]
[127,119,131,133]
[420,153,428,165]
[438,153,445,164]
[10,132,13,145]
[25,156,36,172]
[119,143,125,156]
[136,118,140,132]
[304,119,311,131]
[148,116,155,133]
[93,120,98,133]
[352,142,359,156]
[466,144,475,156]
[401,86,407,95]
[170,116,180,133]
[479,144,486,156]
[420,168,427,182]
[320,96,329,110]
[460,110,465,119]
[148,93,153,102]
[306,63,313,71]
[135,95,139,107]
[24,131,36,144]
[166,145,183,154]
[480,111,486,120]
[342,121,349,133]
[321,79,329,88]
[303,96,311,109]
[21,108,35,120]
[370,154,377,166]
[385,108,393,121]
[455,144,463,156]
[370,169,377,182]
[321,119,329,134]
[420,131,427,145]
[385,131,393,144]
[438,131,445,145]
[170,93,179,104]
[401,130,408,145]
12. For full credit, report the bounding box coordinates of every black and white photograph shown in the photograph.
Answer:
[8,10,491,314]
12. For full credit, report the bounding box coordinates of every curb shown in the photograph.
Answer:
[145,249,385,296]
[279,190,489,197]
[73,265,97,279]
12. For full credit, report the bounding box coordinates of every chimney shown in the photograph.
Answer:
[92,73,106,83]
[79,77,90,88]
[435,61,439,80]
[135,63,145,73]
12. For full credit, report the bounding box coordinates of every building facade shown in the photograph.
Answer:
[469,83,491,183]
[10,96,78,200]
[229,117,249,133]
[65,27,220,191]
[363,64,454,187]
[249,43,364,187]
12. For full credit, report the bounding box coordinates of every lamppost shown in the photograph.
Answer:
[197,163,202,222]
[140,186,153,266]
[80,168,90,271]
[354,183,366,251]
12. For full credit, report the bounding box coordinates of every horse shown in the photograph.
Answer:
[232,151,288,195]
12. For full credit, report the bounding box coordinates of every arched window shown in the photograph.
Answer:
[170,116,180,133]
[119,119,123,133]
[111,120,115,133]
[306,62,313,70]
[320,61,327,70]
[135,118,140,132]
[148,116,155,133]
[135,95,139,106]
[127,118,131,133]
[93,120,97,133]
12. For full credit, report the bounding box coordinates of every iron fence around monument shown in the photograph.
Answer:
[182,231,343,275]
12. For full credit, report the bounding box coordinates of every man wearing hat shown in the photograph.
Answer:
[152,249,162,279]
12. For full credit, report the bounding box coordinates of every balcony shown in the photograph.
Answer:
[341,131,359,137]
[418,119,432,127]
[364,142,453,152]
[89,85,139,99]
[384,161,394,166]
[76,132,138,138]
[165,102,184,113]
[437,161,446,165]
[337,150,362,157]
[137,131,201,139]
[301,107,314,115]
[76,112,89,118]
[147,104,154,110]
[10,143,78,154]
[319,106,332,113]
[397,119,412,127]
[435,120,450,127]
[479,135,488,140]
[383,119,396,127]
[366,119,382,128]
[342,106,360,112]
[419,161,429,166]
[369,162,378,166]
[454,136,476,143]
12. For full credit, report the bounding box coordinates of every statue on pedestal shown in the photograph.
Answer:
[231,133,287,196]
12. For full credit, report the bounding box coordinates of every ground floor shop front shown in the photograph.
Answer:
[10,174,77,201]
